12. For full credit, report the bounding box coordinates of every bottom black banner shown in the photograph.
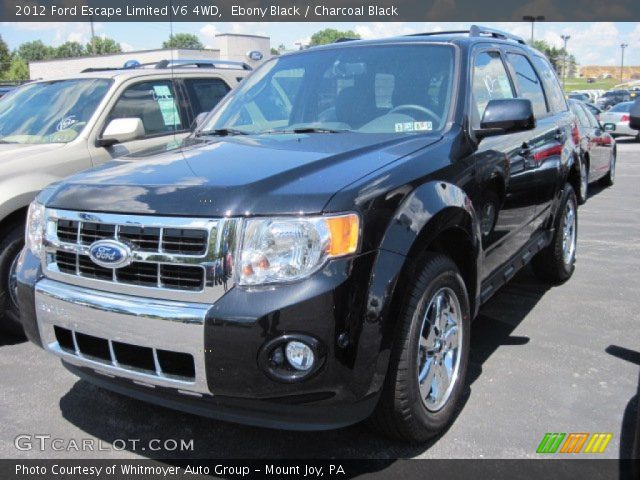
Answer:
[1,459,639,480]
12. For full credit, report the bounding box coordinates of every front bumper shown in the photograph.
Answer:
[17,247,387,430]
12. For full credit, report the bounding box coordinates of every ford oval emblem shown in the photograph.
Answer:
[88,240,132,269]
[247,50,263,61]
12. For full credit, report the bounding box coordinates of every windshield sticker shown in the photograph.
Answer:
[56,115,77,131]
[395,122,433,133]
[414,121,433,131]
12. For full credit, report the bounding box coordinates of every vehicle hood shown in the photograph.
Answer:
[45,133,442,216]
[0,142,64,161]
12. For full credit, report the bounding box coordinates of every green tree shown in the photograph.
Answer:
[270,47,279,56]
[309,28,360,46]
[162,33,204,50]
[16,40,54,62]
[86,37,121,55]
[55,41,85,58]
[4,56,29,81]
[0,35,11,78]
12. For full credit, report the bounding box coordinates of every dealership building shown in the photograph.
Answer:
[28,33,270,79]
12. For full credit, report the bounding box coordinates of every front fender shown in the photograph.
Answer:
[356,181,481,396]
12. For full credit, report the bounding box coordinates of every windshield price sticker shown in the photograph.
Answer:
[395,122,433,132]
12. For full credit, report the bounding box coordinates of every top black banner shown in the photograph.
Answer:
[2,0,640,22]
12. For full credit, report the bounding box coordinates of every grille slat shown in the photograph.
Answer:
[53,218,208,292]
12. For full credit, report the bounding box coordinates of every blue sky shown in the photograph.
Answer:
[1,22,639,66]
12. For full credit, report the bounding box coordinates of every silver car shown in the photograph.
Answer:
[600,102,640,140]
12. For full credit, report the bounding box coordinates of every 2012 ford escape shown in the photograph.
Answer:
[17,27,582,442]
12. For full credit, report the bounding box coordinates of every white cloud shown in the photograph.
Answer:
[354,22,416,39]
[120,42,135,52]
[199,24,218,39]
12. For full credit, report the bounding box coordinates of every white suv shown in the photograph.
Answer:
[0,59,250,334]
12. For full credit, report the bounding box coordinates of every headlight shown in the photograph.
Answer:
[25,201,45,256]
[239,213,359,285]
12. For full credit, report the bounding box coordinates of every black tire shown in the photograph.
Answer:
[369,253,470,442]
[0,224,25,337]
[532,184,578,284]
[577,158,588,205]
[601,149,616,187]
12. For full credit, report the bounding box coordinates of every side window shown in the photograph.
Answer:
[506,53,548,117]
[108,80,184,138]
[472,51,514,127]
[575,104,591,127]
[532,55,567,113]
[183,78,230,116]
[582,105,600,128]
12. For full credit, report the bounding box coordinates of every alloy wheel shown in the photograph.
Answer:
[417,287,463,412]
[562,200,577,266]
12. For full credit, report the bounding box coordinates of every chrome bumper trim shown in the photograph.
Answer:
[35,278,211,394]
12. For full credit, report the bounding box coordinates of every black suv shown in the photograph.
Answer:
[596,89,632,110]
[17,26,581,442]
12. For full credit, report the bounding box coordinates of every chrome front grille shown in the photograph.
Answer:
[42,209,242,303]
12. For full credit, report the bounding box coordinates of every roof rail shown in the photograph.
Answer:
[407,25,526,45]
[81,58,253,74]
[406,30,470,37]
[469,25,526,44]
[154,59,253,70]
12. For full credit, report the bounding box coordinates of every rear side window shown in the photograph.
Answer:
[532,55,567,113]
[579,104,600,128]
[109,80,184,137]
[572,102,591,127]
[184,78,231,116]
[471,51,514,127]
[507,53,547,117]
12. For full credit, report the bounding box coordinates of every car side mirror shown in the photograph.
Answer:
[629,99,640,130]
[475,99,536,139]
[193,112,209,130]
[97,118,145,147]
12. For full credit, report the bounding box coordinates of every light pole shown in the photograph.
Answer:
[561,35,571,89]
[523,15,545,43]
[620,43,628,83]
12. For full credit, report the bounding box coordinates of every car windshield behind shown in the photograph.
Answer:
[202,44,454,135]
[0,78,111,144]
[609,102,632,113]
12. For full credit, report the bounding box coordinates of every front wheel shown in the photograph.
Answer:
[0,224,25,336]
[370,253,470,442]
[532,184,578,284]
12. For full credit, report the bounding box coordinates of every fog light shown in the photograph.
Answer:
[285,341,315,371]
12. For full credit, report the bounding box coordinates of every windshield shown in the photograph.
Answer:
[0,78,111,144]
[609,102,632,113]
[201,44,455,135]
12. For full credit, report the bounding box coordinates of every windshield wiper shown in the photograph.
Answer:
[195,128,249,137]
[0,140,18,144]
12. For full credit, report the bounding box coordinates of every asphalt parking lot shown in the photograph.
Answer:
[1,140,639,460]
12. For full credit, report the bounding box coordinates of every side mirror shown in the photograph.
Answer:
[629,99,640,130]
[193,112,209,130]
[475,98,536,139]
[97,118,145,147]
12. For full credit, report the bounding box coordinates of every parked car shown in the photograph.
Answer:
[0,60,250,335]
[596,90,631,110]
[600,101,640,141]
[17,26,582,442]
[568,93,590,102]
[568,99,617,203]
